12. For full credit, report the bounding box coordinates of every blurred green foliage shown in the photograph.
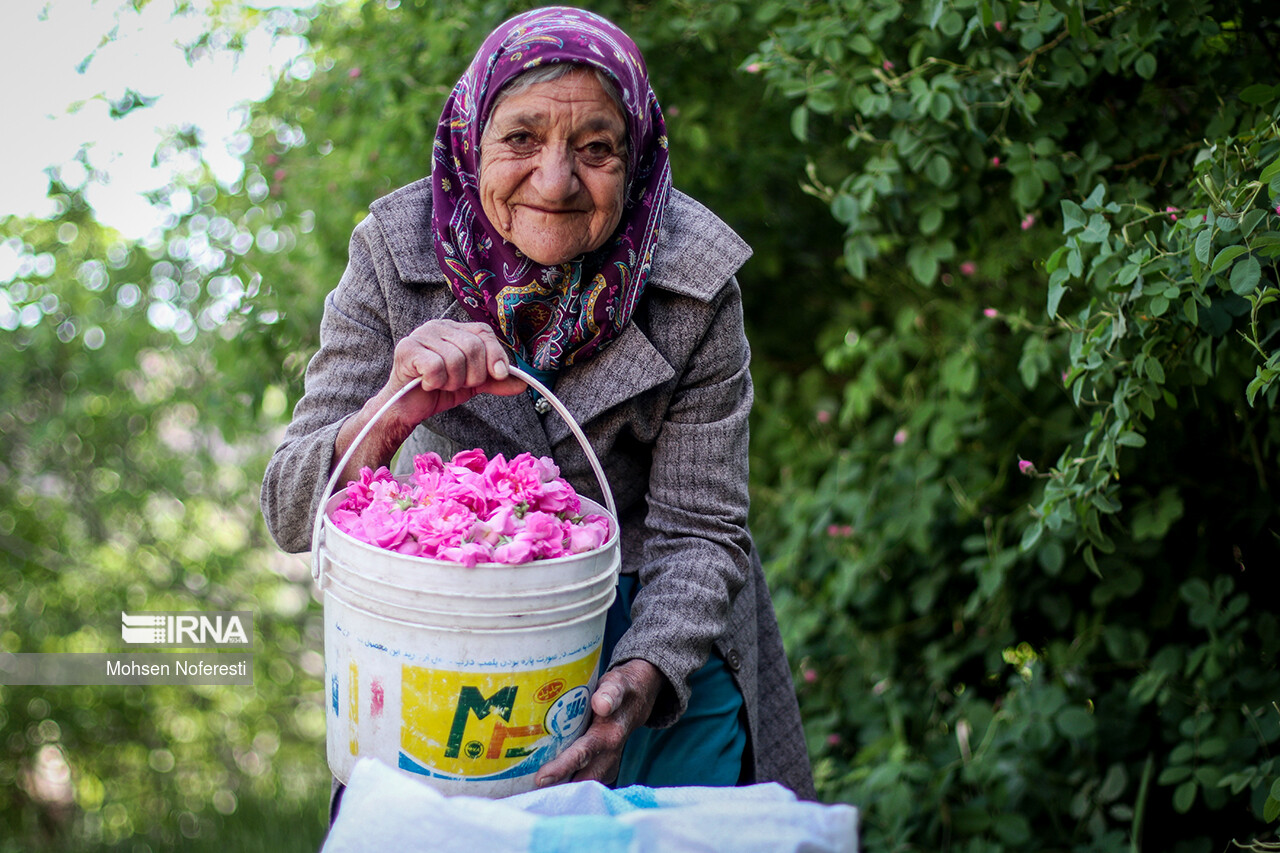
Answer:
[0,175,330,849]
[3,0,1278,851]
[746,0,1280,849]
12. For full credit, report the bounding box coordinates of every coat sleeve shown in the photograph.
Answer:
[260,216,400,553]
[607,276,754,727]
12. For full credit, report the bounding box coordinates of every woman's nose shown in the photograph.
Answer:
[530,145,579,201]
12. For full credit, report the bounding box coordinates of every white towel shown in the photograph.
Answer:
[323,759,858,852]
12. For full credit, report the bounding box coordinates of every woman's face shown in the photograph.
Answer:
[478,70,628,266]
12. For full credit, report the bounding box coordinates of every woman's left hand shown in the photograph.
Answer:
[533,659,663,788]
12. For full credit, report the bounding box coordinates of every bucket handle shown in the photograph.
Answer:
[310,366,618,584]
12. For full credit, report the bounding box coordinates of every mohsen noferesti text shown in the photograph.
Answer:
[105,659,248,676]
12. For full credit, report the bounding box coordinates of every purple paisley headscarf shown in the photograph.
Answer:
[431,6,671,372]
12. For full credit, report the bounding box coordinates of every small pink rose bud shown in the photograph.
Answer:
[1018,457,1035,475]
[893,428,908,446]
[960,261,978,276]
[817,409,831,423]
[1021,213,1037,230]
[827,733,842,746]
[744,62,762,74]
[983,307,998,318]
[991,156,1002,167]
[827,524,841,537]
[994,20,1004,31]
[349,67,362,79]
[882,60,894,71]
[803,669,818,683]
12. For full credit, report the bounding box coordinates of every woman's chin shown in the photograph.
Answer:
[513,238,588,266]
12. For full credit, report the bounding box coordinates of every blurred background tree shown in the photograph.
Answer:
[2,0,1277,851]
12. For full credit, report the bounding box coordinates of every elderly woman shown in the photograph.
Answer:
[261,6,813,801]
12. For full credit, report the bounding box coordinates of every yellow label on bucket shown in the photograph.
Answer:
[398,650,600,782]
[349,660,359,755]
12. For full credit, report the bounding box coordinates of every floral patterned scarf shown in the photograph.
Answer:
[431,6,671,372]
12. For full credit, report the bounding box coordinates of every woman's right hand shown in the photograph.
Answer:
[332,319,527,481]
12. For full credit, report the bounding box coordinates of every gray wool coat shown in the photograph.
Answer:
[260,178,815,798]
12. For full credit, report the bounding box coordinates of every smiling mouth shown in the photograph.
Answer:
[520,204,585,215]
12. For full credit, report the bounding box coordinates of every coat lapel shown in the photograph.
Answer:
[542,320,674,448]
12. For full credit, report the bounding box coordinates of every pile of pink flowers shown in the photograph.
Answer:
[330,449,611,566]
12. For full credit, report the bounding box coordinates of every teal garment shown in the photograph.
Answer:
[512,353,557,409]
[599,574,746,787]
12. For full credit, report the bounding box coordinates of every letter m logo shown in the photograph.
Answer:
[444,685,517,758]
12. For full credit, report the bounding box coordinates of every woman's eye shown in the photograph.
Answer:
[580,142,616,163]
[504,132,537,150]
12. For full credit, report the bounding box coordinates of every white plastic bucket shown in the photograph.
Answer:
[310,368,620,798]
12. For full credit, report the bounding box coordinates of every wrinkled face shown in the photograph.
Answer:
[478,70,628,266]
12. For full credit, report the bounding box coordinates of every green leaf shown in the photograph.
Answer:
[1210,245,1249,275]
[1056,706,1097,738]
[1083,544,1100,576]
[1258,157,1280,184]
[919,205,943,234]
[832,193,859,225]
[1067,2,1084,39]
[849,34,874,55]
[1080,213,1110,244]
[1116,431,1147,448]
[907,243,938,284]
[108,88,160,119]
[1013,173,1044,208]
[790,105,808,142]
[992,813,1031,845]
[1098,763,1128,803]
[1061,199,1086,234]
[1241,208,1268,238]
[1082,183,1106,210]
[1247,372,1267,407]
[1229,256,1261,295]
[1240,84,1280,106]
[1265,795,1280,824]
[807,88,836,115]
[1048,281,1068,316]
[1020,522,1044,551]
[1134,52,1157,79]
[1145,358,1166,383]
[1173,780,1197,813]
[1194,228,1213,264]
[1068,246,1083,276]
[926,154,952,187]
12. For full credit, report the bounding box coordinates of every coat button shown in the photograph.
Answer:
[725,648,742,672]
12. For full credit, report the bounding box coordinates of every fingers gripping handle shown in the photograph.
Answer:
[309,367,618,585]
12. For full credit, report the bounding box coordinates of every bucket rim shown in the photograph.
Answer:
[323,568,615,619]
[321,551,620,601]
[323,580,616,635]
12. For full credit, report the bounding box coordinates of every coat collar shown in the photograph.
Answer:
[368,179,748,449]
